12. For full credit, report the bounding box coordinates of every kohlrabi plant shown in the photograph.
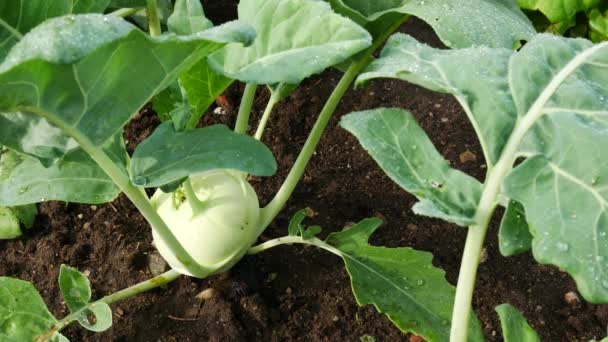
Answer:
[341,29,608,341]
[0,0,541,340]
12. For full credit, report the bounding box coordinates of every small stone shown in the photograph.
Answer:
[82,270,91,277]
[332,315,339,322]
[535,305,543,312]
[147,251,168,276]
[91,205,98,211]
[479,248,488,263]
[564,291,581,306]
[77,214,84,219]
[285,287,293,295]
[434,103,441,108]
[213,107,226,115]
[407,223,418,231]
[266,272,278,282]
[441,117,449,123]
[196,288,218,301]
[83,222,91,229]
[459,149,477,163]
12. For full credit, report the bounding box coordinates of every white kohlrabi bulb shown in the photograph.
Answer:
[152,169,260,277]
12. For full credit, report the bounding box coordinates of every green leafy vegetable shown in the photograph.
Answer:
[327,0,535,48]
[341,108,482,226]
[208,0,372,84]
[130,122,277,187]
[496,304,540,342]
[168,0,213,35]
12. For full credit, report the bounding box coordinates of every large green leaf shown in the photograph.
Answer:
[0,207,20,239]
[0,277,58,341]
[131,122,277,187]
[341,108,482,226]
[357,33,608,302]
[0,150,120,206]
[357,33,515,165]
[0,1,112,60]
[0,15,254,204]
[325,219,484,341]
[495,304,540,342]
[168,0,213,35]
[327,0,535,48]
[208,0,372,84]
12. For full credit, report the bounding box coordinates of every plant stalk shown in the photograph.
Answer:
[41,270,180,340]
[259,16,408,230]
[248,236,342,257]
[109,7,140,18]
[449,105,547,341]
[235,83,257,134]
[254,96,278,140]
[146,0,162,37]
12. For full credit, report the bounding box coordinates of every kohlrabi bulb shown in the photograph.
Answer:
[152,169,260,277]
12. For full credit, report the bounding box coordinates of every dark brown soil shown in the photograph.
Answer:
[1,10,607,342]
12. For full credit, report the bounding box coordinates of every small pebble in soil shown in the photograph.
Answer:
[196,288,218,301]
[147,251,168,276]
[564,291,581,306]
[479,248,488,263]
[459,149,477,163]
[332,315,340,322]
[77,214,83,219]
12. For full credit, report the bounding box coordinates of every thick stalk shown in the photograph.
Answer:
[235,83,257,134]
[449,112,544,341]
[259,15,408,230]
[146,0,162,37]
[254,96,278,140]
[41,270,180,340]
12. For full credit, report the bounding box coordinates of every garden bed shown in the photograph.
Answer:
[1,8,607,342]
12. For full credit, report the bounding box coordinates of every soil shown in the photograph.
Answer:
[1,6,607,342]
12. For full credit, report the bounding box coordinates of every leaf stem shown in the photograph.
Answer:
[247,236,342,257]
[258,15,408,230]
[109,7,141,18]
[234,83,257,134]
[42,270,180,340]
[254,96,278,140]
[146,0,162,37]
[0,17,23,40]
[183,177,206,214]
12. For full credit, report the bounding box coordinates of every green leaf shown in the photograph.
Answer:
[589,9,608,42]
[59,265,91,312]
[499,200,533,256]
[357,33,515,165]
[288,209,307,236]
[0,277,57,341]
[340,108,482,226]
[326,219,483,341]
[327,0,535,48]
[0,207,21,239]
[496,304,540,342]
[180,59,234,129]
[77,302,112,332]
[0,149,120,206]
[109,0,146,7]
[168,0,213,35]
[131,122,277,187]
[517,0,599,23]
[208,0,372,84]
[58,265,112,332]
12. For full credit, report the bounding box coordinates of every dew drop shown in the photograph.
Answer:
[557,242,569,252]
[19,186,29,194]
[416,279,425,286]
[600,231,607,237]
